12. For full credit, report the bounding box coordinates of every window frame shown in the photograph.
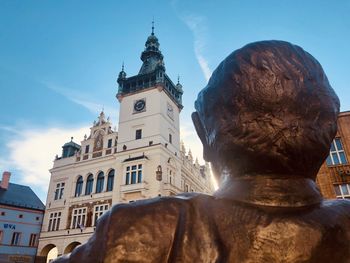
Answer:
[326,138,348,166]
[135,129,142,140]
[48,212,61,232]
[125,164,142,185]
[107,169,115,192]
[95,172,105,193]
[11,232,21,246]
[93,204,109,226]
[29,233,37,247]
[54,182,65,200]
[85,174,94,195]
[71,207,87,229]
[75,176,83,197]
[334,183,350,199]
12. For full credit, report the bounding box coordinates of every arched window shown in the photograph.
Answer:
[107,170,115,192]
[96,172,104,193]
[85,174,93,195]
[75,176,83,197]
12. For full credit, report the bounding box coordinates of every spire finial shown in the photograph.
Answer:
[122,61,124,71]
[177,75,180,84]
[151,18,155,35]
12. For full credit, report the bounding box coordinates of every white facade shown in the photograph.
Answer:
[38,88,212,263]
[37,29,214,262]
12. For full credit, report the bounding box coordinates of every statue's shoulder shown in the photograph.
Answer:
[103,193,216,262]
[109,192,214,220]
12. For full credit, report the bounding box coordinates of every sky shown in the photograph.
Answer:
[0,0,349,202]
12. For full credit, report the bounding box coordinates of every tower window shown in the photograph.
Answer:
[85,145,90,154]
[135,129,142,140]
[326,138,348,166]
[169,134,172,144]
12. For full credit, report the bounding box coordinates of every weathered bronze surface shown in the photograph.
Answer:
[54,41,350,263]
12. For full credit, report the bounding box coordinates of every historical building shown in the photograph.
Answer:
[0,171,45,263]
[316,111,350,199]
[37,25,214,262]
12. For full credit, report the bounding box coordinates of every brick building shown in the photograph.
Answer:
[316,111,350,199]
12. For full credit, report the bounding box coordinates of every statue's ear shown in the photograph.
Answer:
[192,112,211,162]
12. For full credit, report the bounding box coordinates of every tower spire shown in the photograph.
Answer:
[151,18,155,35]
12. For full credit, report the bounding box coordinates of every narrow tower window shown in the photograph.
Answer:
[135,129,142,140]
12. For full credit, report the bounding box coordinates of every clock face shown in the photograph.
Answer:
[167,103,174,120]
[134,99,146,112]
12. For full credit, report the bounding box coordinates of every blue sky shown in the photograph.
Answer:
[1,0,349,201]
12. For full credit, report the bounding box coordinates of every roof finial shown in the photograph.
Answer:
[151,18,155,35]
[177,75,180,84]
[71,136,73,142]
[122,61,124,71]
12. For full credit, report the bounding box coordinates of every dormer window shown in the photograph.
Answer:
[85,145,89,154]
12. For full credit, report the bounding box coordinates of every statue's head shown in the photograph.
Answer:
[192,40,339,182]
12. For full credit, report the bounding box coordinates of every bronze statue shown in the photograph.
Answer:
[54,41,350,263]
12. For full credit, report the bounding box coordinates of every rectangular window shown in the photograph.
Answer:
[71,207,87,229]
[107,139,113,148]
[135,129,142,140]
[11,232,21,246]
[93,204,109,226]
[48,212,61,231]
[54,182,65,200]
[125,164,142,185]
[85,145,90,154]
[334,183,350,199]
[169,134,172,144]
[326,138,348,166]
[29,233,37,247]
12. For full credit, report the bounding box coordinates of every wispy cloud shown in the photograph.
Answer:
[181,14,212,81]
[42,81,118,120]
[0,125,89,192]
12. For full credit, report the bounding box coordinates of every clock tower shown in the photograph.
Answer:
[116,24,183,155]
[115,23,184,199]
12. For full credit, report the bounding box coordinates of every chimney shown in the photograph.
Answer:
[1,171,11,190]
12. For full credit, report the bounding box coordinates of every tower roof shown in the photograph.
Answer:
[117,22,183,109]
[139,21,164,75]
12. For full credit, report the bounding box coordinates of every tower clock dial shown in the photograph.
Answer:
[134,99,146,112]
[167,103,174,120]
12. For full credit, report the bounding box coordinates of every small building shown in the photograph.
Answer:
[316,111,350,199]
[0,171,45,263]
